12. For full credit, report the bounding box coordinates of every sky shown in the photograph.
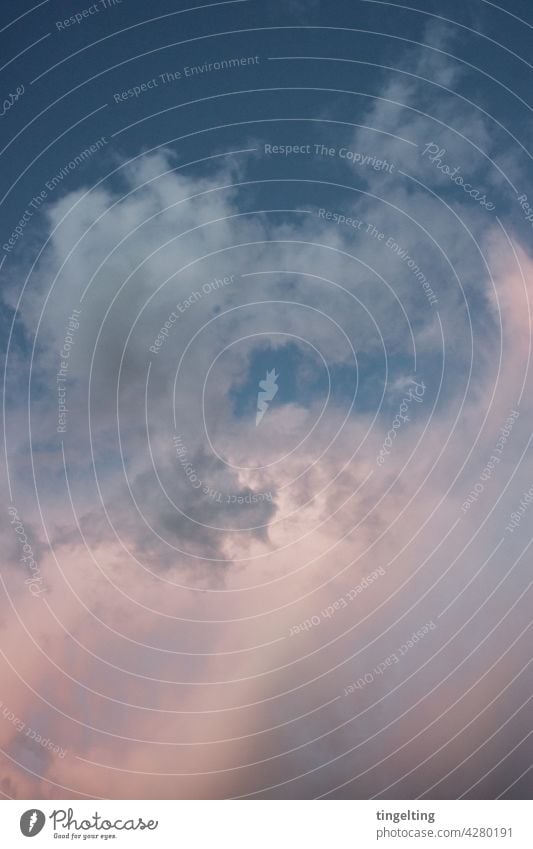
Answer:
[0,0,532,800]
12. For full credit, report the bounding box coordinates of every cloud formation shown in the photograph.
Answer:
[1,8,532,801]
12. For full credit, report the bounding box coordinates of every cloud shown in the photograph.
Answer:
[1,20,532,800]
